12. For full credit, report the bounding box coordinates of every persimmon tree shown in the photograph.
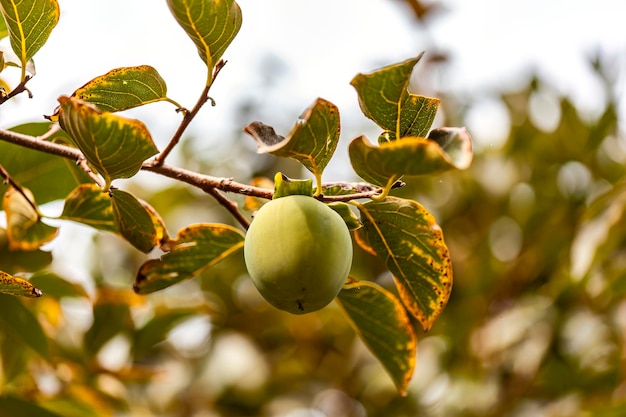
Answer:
[0,0,471,401]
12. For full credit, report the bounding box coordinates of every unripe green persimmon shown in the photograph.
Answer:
[244,195,353,314]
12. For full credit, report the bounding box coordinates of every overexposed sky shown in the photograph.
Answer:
[0,0,624,173]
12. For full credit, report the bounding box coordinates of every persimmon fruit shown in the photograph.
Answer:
[244,195,353,314]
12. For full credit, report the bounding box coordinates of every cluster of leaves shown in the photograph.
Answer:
[0,0,472,409]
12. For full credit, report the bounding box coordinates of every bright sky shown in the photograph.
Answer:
[2,0,623,134]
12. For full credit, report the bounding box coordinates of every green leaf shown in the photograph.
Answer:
[328,202,362,231]
[351,54,439,140]
[0,0,59,78]
[244,98,341,192]
[0,227,52,273]
[60,184,117,233]
[133,309,198,359]
[337,277,416,395]
[134,223,245,294]
[0,13,7,39]
[58,96,159,188]
[272,172,313,199]
[0,293,49,359]
[348,128,473,189]
[71,66,173,112]
[355,197,452,331]
[166,0,242,76]
[28,271,88,299]
[0,397,63,417]
[0,270,42,297]
[3,186,58,251]
[83,289,135,355]
[110,189,159,253]
[0,123,91,204]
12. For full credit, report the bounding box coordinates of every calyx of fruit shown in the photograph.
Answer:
[244,195,353,314]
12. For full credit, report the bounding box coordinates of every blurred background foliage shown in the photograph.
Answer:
[1,1,625,416]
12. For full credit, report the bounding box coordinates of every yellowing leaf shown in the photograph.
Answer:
[134,223,245,294]
[60,184,117,233]
[167,0,242,77]
[244,98,341,192]
[349,128,473,188]
[0,270,42,297]
[337,277,416,395]
[355,197,452,331]
[3,186,57,250]
[0,0,59,79]
[351,54,439,141]
[0,123,91,204]
[71,66,172,112]
[57,96,158,188]
[0,227,52,273]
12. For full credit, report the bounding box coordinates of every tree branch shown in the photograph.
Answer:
[0,127,388,205]
[0,76,33,105]
[151,60,227,167]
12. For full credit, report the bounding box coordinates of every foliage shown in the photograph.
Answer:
[0,0,476,415]
[1,1,624,416]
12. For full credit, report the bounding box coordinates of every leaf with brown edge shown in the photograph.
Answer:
[244,98,340,192]
[60,184,117,233]
[351,54,439,141]
[3,186,58,251]
[355,197,452,331]
[134,223,245,294]
[349,128,473,188]
[71,66,172,112]
[57,96,158,188]
[0,270,42,297]
[337,277,416,395]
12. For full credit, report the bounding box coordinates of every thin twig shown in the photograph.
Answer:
[0,163,41,216]
[0,76,33,105]
[151,60,228,167]
[0,127,388,204]
[76,156,105,188]
[205,187,250,230]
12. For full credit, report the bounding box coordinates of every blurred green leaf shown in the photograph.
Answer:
[0,227,52,273]
[349,128,473,189]
[60,184,117,233]
[0,396,63,417]
[351,54,439,141]
[28,271,88,299]
[0,293,49,359]
[337,277,416,395]
[0,0,59,77]
[110,189,159,253]
[134,224,245,294]
[0,270,42,297]
[0,336,30,384]
[355,197,452,331]
[166,0,242,75]
[71,65,172,112]
[58,96,158,188]
[244,98,340,191]
[0,123,90,204]
[84,290,135,355]
[3,186,58,250]
[133,309,198,359]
